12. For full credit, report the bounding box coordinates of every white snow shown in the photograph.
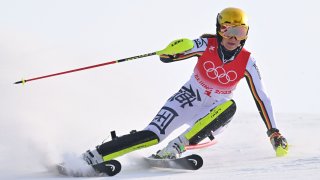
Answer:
[0,113,319,180]
[1,0,320,179]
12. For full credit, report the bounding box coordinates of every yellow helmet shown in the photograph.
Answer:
[217,7,248,27]
[215,7,249,57]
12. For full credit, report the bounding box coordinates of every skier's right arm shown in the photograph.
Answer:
[159,38,208,63]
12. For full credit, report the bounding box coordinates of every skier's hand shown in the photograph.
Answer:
[156,38,194,56]
[267,128,288,157]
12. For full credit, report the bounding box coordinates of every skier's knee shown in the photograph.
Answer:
[185,99,236,145]
[97,130,159,161]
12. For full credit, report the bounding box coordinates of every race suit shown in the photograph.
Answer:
[144,37,277,141]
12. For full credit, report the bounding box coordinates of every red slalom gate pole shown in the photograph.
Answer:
[14,52,157,85]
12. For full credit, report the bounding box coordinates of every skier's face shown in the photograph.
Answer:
[221,37,241,51]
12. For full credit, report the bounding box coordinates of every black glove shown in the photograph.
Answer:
[267,128,288,157]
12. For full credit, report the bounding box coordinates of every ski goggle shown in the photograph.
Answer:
[218,24,249,40]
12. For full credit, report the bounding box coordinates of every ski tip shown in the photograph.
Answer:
[92,160,122,176]
[187,154,203,170]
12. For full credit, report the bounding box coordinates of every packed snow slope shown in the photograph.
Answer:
[1,0,320,180]
[1,113,319,180]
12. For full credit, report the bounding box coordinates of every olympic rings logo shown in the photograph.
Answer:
[203,61,238,84]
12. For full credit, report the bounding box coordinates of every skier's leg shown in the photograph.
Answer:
[186,99,236,145]
[83,130,159,165]
[84,107,194,165]
[84,83,202,165]
[155,99,236,158]
[144,83,204,142]
[99,130,159,161]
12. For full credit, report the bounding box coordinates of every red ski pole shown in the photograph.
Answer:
[14,52,156,84]
[14,38,194,85]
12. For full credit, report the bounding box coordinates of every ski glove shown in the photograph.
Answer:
[267,128,288,157]
[156,38,194,56]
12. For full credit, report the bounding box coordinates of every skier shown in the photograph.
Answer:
[82,7,288,169]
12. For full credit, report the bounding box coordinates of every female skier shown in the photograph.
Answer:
[82,7,288,169]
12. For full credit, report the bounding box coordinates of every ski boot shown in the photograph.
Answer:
[155,135,189,159]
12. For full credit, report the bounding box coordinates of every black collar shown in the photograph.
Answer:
[218,44,242,63]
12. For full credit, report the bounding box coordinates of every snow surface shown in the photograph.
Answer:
[1,113,320,180]
[1,0,320,179]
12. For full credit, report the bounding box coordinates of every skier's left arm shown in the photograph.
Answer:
[158,38,206,63]
[244,56,288,156]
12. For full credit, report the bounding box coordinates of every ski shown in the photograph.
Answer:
[56,159,121,177]
[145,154,203,170]
[92,159,121,176]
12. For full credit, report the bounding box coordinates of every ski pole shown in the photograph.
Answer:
[14,38,194,85]
[14,52,156,84]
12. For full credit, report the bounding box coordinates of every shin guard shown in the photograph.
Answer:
[185,100,236,145]
[97,130,159,161]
